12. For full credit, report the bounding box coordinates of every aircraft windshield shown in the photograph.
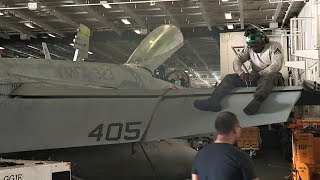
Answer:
[126,24,184,72]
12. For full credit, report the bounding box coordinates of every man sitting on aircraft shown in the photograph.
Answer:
[194,27,284,115]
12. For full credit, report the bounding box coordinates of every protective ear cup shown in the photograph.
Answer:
[264,35,270,44]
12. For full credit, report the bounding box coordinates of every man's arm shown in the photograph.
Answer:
[239,151,259,180]
[233,46,250,76]
[258,42,284,76]
[192,173,199,180]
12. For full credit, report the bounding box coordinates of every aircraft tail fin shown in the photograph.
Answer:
[73,24,90,62]
[42,42,51,59]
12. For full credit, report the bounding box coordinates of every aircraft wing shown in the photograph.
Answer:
[143,86,302,141]
[0,85,303,153]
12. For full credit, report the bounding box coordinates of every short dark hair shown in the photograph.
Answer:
[214,111,239,134]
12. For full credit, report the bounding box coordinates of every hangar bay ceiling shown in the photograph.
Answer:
[0,0,304,87]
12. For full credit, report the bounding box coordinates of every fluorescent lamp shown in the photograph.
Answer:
[121,18,131,25]
[225,12,232,20]
[221,0,228,1]
[24,22,35,29]
[100,1,112,9]
[48,33,56,38]
[0,47,4,50]
[27,45,40,51]
[227,24,234,29]
[70,43,75,47]
[88,51,93,55]
[0,12,4,16]
[134,29,141,34]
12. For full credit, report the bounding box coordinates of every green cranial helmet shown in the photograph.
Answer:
[245,34,261,44]
[244,26,269,44]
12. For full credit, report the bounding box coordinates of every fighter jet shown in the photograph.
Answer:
[0,24,303,179]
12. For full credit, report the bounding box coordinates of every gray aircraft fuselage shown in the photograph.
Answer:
[0,58,175,90]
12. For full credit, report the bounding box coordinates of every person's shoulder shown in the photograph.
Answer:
[234,147,252,161]
[196,143,212,153]
[269,41,282,48]
[215,143,242,154]
[198,143,230,153]
[194,144,216,159]
[200,143,217,151]
[222,144,248,156]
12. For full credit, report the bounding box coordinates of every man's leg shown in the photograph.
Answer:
[194,73,246,111]
[243,73,284,115]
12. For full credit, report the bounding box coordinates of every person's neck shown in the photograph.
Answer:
[214,135,235,145]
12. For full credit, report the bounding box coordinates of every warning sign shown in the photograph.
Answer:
[231,46,245,55]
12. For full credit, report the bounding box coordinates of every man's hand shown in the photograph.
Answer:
[240,73,249,83]
[249,71,261,82]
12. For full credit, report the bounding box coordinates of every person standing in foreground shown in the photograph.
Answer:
[193,27,284,115]
[191,111,259,180]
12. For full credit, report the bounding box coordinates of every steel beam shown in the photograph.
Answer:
[113,0,146,29]
[198,0,212,31]
[0,33,9,39]
[90,43,115,61]
[73,0,121,35]
[272,2,283,22]
[281,1,297,28]
[4,45,42,59]
[34,0,79,28]
[2,21,37,38]
[0,1,65,37]
[158,2,180,27]
[238,0,244,29]
[92,42,129,59]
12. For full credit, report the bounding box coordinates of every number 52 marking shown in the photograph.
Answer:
[88,122,142,141]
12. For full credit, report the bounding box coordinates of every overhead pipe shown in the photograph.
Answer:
[316,0,320,51]
[0,0,180,10]
[281,2,295,28]
[269,0,306,3]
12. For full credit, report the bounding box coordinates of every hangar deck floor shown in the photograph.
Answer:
[253,149,291,180]
[252,127,292,180]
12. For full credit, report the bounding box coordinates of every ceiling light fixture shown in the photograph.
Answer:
[48,33,56,38]
[100,1,112,8]
[221,0,228,2]
[0,12,4,16]
[121,18,131,25]
[134,29,141,34]
[150,1,156,6]
[225,12,232,20]
[24,22,35,29]
[27,45,41,51]
[227,24,234,29]
[0,47,5,50]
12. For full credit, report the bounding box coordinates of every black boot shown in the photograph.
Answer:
[193,98,221,112]
[243,99,261,115]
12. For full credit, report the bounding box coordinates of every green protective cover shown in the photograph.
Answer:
[246,34,261,44]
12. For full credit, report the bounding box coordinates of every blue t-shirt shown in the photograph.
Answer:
[191,143,257,180]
